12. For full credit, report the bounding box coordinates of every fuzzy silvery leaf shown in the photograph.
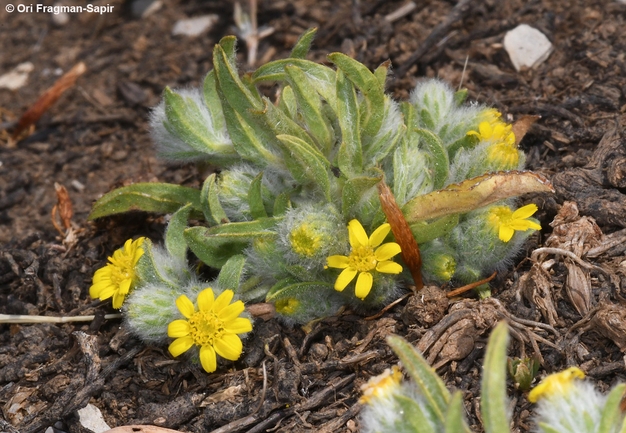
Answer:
[387,336,451,425]
[284,65,335,154]
[248,172,268,219]
[336,69,363,177]
[88,183,202,220]
[184,217,278,268]
[217,254,246,293]
[201,173,229,225]
[275,134,331,201]
[164,203,192,263]
[329,52,385,139]
[150,87,235,163]
[252,59,337,108]
[481,321,511,433]
[341,169,383,220]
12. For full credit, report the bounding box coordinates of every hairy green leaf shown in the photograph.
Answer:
[481,321,511,433]
[89,183,201,220]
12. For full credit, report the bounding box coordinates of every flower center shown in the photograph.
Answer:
[109,262,133,285]
[348,245,377,272]
[488,206,512,230]
[289,223,322,257]
[188,310,224,346]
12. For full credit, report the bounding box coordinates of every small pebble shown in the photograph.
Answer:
[503,24,553,72]
[172,15,219,37]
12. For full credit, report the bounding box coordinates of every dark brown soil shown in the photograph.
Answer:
[2,1,626,432]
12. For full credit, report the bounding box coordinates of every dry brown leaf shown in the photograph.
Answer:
[12,62,87,139]
[51,182,74,235]
[378,180,423,290]
[512,115,541,146]
[403,170,554,223]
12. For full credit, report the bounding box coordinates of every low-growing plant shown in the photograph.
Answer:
[87,29,553,371]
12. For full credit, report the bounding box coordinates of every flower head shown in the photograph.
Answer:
[528,367,585,403]
[167,288,253,373]
[326,220,402,300]
[289,223,323,257]
[487,204,542,242]
[359,366,403,404]
[90,237,145,309]
[468,117,519,168]
[468,119,515,146]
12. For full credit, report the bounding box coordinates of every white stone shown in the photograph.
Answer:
[0,62,34,90]
[77,404,111,433]
[503,24,553,71]
[172,14,219,37]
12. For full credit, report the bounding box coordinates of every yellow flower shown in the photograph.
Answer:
[487,140,519,168]
[89,237,145,309]
[275,298,300,315]
[479,108,502,124]
[487,204,542,242]
[326,220,402,300]
[468,120,516,146]
[359,366,403,404]
[289,223,322,257]
[528,367,585,403]
[168,288,253,373]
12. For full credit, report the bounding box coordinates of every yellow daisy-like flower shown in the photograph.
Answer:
[89,237,145,309]
[326,220,402,300]
[468,120,516,147]
[487,204,542,242]
[468,114,519,169]
[359,366,403,404]
[167,288,253,373]
[528,367,585,403]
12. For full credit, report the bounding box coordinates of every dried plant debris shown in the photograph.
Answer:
[552,124,626,228]
[518,201,604,322]
[413,298,554,369]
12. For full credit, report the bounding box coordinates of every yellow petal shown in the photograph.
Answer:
[509,219,541,231]
[168,320,191,338]
[499,226,515,242]
[118,278,132,295]
[376,261,403,274]
[132,247,144,265]
[111,292,125,309]
[224,317,253,334]
[374,242,401,261]
[123,238,133,252]
[199,345,217,373]
[355,272,373,299]
[326,255,349,269]
[478,121,492,139]
[512,203,538,220]
[335,268,357,291]
[168,336,194,357]
[214,334,243,361]
[218,300,245,322]
[97,285,116,300]
[176,295,195,319]
[528,367,585,403]
[89,279,109,298]
[348,219,368,248]
[214,289,235,312]
[197,288,215,312]
[369,223,391,248]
